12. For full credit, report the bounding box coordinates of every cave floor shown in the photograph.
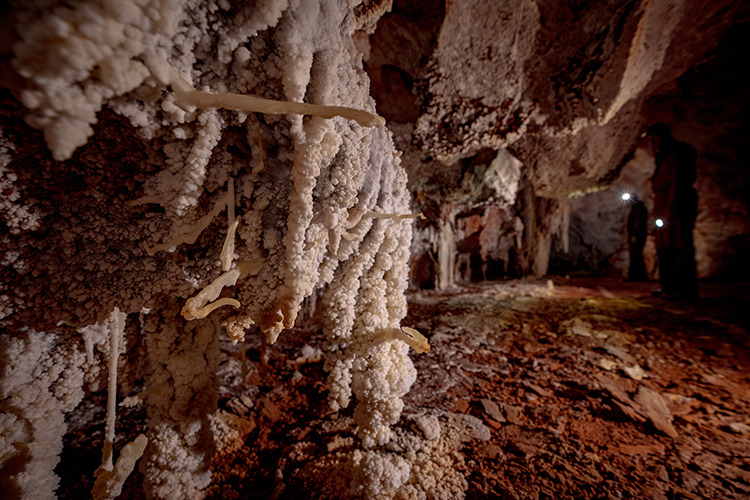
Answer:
[58,278,750,499]
[404,278,750,499]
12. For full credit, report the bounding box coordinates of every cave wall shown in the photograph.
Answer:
[549,16,750,280]
[644,19,750,280]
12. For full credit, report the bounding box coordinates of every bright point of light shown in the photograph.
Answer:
[621,193,631,201]
[655,218,664,228]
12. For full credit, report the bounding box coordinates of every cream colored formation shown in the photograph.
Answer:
[0,0,436,499]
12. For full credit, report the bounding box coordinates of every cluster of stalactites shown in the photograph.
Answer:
[4,1,432,499]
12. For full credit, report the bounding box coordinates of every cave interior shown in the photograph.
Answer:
[1,0,749,499]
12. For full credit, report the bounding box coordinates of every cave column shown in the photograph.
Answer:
[531,198,569,278]
[141,300,220,500]
[532,232,552,278]
[436,205,458,290]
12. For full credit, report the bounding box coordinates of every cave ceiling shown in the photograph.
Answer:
[365,0,743,198]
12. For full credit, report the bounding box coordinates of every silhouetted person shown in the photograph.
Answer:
[625,194,648,281]
[646,123,698,299]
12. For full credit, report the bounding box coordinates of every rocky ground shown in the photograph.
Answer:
[406,278,750,499]
[58,278,750,499]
